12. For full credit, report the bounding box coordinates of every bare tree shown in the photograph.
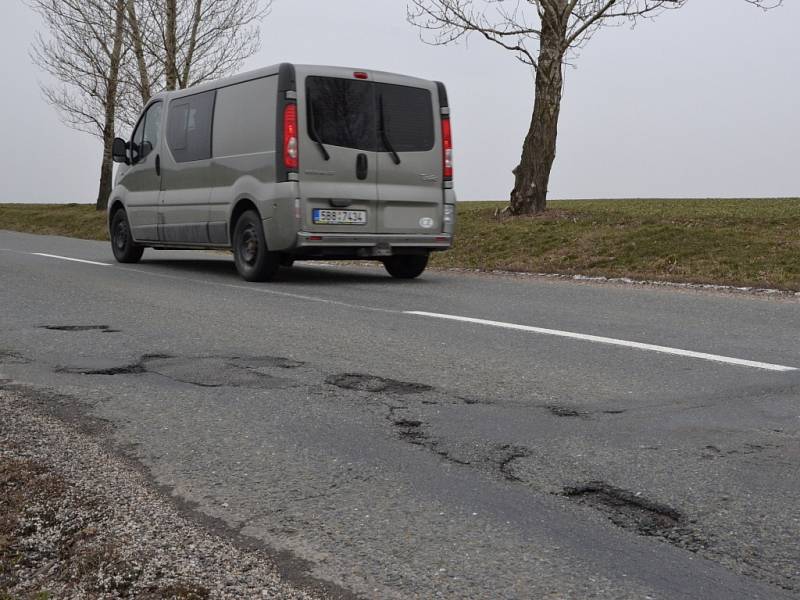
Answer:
[125,0,272,102]
[29,0,129,211]
[409,0,783,215]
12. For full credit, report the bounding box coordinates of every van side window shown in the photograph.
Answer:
[306,77,376,152]
[130,101,162,164]
[213,77,277,157]
[167,90,216,162]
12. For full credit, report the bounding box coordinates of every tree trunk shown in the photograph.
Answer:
[180,0,203,88]
[127,0,152,104]
[96,0,127,211]
[96,145,115,211]
[165,0,179,91]
[509,8,566,215]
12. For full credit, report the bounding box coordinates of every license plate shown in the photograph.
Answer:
[312,209,367,225]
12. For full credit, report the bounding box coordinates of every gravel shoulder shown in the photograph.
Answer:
[0,389,320,600]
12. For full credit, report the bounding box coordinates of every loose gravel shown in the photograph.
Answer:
[0,389,319,600]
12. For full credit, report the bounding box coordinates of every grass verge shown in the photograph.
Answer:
[2,199,799,290]
[0,203,108,241]
[431,199,800,291]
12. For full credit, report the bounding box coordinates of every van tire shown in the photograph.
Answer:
[382,254,429,279]
[233,210,280,282]
[110,209,144,263]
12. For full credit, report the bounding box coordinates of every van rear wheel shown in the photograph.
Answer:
[233,210,280,282]
[110,209,144,263]
[382,254,429,279]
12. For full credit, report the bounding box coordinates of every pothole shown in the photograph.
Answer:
[546,405,585,418]
[0,351,30,365]
[57,363,145,376]
[393,418,425,443]
[230,356,305,370]
[39,325,120,333]
[564,481,685,537]
[326,373,433,395]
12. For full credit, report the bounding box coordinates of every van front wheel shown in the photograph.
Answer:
[382,254,429,279]
[233,210,280,282]
[110,209,144,263]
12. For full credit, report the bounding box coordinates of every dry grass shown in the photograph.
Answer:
[0,203,108,241]
[430,199,800,290]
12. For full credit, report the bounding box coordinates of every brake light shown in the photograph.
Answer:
[354,71,368,79]
[283,103,298,170]
[441,117,453,180]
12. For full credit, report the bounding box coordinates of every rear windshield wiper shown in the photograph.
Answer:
[308,103,330,161]
[379,96,401,165]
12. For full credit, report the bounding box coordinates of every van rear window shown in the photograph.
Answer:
[378,83,434,152]
[306,77,376,152]
[306,77,434,153]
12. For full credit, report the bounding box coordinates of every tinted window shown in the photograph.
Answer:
[167,90,215,162]
[305,77,434,153]
[378,84,434,152]
[130,101,162,163]
[213,77,276,157]
[306,77,376,152]
[141,102,162,155]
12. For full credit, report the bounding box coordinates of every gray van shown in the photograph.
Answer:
[109,63,455,281]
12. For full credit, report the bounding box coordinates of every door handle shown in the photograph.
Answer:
[356,153,368,180]
[155,154,161,177]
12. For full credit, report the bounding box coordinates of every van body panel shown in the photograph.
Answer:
[117,100,164,242]
[264,182,302,251]
[158,159,213,243]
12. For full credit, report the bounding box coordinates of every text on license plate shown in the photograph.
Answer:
[312,209,367,225]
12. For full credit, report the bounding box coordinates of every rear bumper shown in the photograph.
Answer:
[293,232,452,257]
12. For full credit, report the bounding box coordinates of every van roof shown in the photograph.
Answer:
[150,63,438,103]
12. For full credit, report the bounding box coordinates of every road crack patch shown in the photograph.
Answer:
[39,325,120,333]
[326,373,433,395]
[492,444,532,481]
[57,363,146,376]
[54,354,298,390]
[546,404,586,418]
[563,481,711,552]
[0,351,30,365]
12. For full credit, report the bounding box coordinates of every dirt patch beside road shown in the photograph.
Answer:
[0,389,318,600]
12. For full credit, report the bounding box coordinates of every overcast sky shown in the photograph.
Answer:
[0,0,797,203]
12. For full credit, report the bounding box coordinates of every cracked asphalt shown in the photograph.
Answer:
[1,230,799,599]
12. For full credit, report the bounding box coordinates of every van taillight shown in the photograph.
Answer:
[284,103,298,170]
[441,117,453,180]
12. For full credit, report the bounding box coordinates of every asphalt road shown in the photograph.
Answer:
[1,229,799,600]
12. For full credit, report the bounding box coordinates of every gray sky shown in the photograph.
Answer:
[0,0,797,203]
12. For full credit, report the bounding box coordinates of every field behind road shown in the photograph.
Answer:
[1,198,799,289]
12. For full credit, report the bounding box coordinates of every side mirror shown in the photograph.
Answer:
[140,140,153,159]
[112,137,129,164]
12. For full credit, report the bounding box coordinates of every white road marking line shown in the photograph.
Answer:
[32,253,111,266]
[404,311,798,372]
[16,246,793,373]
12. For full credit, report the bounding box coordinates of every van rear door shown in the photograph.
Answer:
[298,71,378,234]
[372,76,443,235]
